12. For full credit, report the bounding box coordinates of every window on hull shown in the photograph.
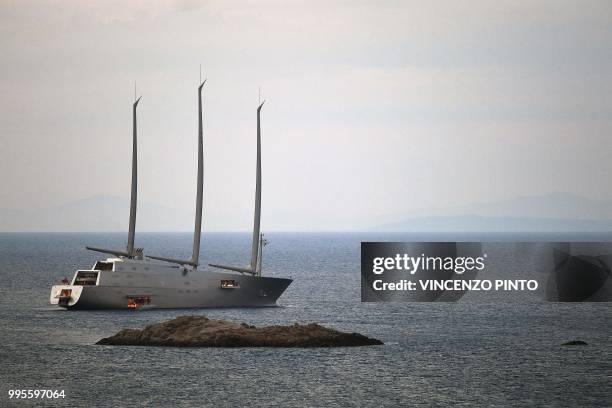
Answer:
[220,280,239,289]
[93,261,113,271]
[127,296,151,309]
[74,271,99,286]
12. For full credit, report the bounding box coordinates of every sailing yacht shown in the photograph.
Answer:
[49,83,292,309]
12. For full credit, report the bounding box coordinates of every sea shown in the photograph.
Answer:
[0,232,610,407]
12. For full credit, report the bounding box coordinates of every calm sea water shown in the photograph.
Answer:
[0,232,610,407]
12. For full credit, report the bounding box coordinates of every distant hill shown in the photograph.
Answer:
[2,192,612,232]
[376,215,612,232]
[376,192,612,232]
[439,192,612,220]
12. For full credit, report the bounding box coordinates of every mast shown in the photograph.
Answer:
[191,80,205,268]
[87,94,141,259]
[148,80,205,268]
[209,100,265,275]
[250,101,264,273]
[126,96,141,257]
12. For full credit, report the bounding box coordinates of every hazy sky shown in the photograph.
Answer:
[1,0,611,230]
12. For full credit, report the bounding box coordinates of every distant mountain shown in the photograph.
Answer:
[0,195,192,232]
[417,192,612,220]
[376,192,612,232]
[376,215,612,232]
[450,192,612,219]
[2,192,612,233]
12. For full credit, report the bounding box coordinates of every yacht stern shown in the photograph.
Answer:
[50,285,83,308]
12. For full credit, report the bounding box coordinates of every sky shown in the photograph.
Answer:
[1,0,611,231]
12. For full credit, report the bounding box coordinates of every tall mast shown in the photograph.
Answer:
[87,94,142,259]
[148,80,205,268]
[209,100,265,275]
[191,80,206,268]
[250,101,264,273]
[126,96,141,257]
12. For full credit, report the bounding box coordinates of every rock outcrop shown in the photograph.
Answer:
[96,316,383,347]
[562,340,588,346]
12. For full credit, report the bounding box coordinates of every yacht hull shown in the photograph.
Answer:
[50,269,292,310]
